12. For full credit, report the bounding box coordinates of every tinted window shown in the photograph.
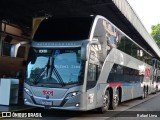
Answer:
[117,36,152,65]
[108,64,143,83]
[33,17,94,41]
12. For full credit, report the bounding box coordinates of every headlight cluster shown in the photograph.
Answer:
[65,91,81,99]
[24,87,33,96]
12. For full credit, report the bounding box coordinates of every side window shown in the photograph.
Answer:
[87,63,97,81]
[157,76,160,83]
[92,19,123,61]
[87,63,98,90]
[103,21,121,48]
[86,45,99,90]
[108,64,142,83]
[117,36,152,65]
[158,61,160,70]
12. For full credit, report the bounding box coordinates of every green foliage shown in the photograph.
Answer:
[151,24,160,47]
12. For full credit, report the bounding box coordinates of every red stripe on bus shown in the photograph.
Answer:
[109,83,122,87]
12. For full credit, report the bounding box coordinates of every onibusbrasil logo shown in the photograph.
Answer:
[2,112,42,118]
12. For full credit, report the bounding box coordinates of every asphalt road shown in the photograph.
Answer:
[108,92,160,120]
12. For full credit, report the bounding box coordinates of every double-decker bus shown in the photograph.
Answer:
[11,15,160,112]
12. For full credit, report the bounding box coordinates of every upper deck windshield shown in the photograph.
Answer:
[26,47,85,87]
[33,17,94,41]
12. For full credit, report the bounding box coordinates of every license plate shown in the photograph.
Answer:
[41,100,52,106]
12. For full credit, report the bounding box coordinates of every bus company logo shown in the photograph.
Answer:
[145,68,150,77]
[43,90,54,96]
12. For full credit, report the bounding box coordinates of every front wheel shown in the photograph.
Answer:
[97,90,110,113]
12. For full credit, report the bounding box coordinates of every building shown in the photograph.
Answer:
[0,21,30,78]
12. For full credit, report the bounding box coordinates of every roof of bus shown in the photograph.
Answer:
[34,15,160,59]
[1,0,159,58]
[33,16,95,41]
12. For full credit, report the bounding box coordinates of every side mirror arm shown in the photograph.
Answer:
[81,40,100,61]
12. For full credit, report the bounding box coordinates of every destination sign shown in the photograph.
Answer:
[31,41,83,48]
[37,49,52,54]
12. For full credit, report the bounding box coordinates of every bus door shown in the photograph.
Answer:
[86,45,100,110]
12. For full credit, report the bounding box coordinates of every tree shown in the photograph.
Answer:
[151,24,160,47]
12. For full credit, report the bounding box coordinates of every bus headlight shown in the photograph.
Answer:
[24,87,33,96]
[65,91,81,99]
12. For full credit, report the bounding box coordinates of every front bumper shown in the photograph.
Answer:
[24,92,87,111]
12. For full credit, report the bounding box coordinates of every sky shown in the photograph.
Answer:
[127,0,160,33]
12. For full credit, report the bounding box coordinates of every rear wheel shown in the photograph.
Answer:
[97,90,110,113]
[141,87,147,99]
[153,86,158,94]
[110,89,119,110]
[156,86,158,92]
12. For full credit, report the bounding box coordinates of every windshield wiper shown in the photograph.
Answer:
[49,57,65,87]
[33,57,50,84]
[50,66,65,87]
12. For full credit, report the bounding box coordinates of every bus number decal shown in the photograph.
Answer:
[43,90,54,96]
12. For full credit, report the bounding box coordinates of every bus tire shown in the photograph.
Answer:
[97,90,110,113]
[156,86,158,92]
[153,86,158,94]
[110,89,119,110]
[141,87,147,99]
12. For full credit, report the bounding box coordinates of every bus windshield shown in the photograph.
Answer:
[26,47,85,87]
